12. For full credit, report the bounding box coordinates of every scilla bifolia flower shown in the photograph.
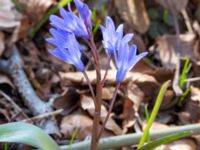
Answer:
[50,0,92,39]
[100,16,123,56]
[115,37,148,83]
[101,17,148,83]
[47,29,85,72]
[47,1,148,149]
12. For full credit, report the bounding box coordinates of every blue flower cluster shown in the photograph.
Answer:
[47,0,148,83]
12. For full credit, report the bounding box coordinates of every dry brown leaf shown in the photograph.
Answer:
[155,0,188,13]
[185,86,200,123]
[26,0,54,25]
[0,0,20,28]
[155,139,197,150]
[10,16,30,43]
[102,87,115,100]
[80,95,122,135]
[60,111,93,139]
[60,110,113,140]
[127,83,145,111]
[178,111,191,124]
[59,70,158,85]
[156,34,195,69]
[0,32,5,56]
[121,98,136,133]
[133,60,174,84]
[0,74,14,88]
[115,0,149,34]
[53,88,79,115]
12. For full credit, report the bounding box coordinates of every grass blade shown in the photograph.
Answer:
[138,80,170,148]
[139,132,190,150]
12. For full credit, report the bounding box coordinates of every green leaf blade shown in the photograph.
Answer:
[0,122,60,150]
[139,132,190,150]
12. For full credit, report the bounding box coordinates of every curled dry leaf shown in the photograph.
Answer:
[80,95,122,135]
[59,70,158,86]
[0,0,20,28]
[155,0,188,13]
[60,111,93,140]
[121,98,136,134]
[121,83,143,133]
[126,83,145,111]
[60,110,114,140]
[53,87,79,115]
[133,60,174,84]
[115,0,149,34]
[156,34,195,69]
[155,139,197,150]
[185,86,200,123]
[0,74,14,89]
[0,32,5,56]
[11,0,54,40]
[102,87,115,100]
[26,0,54,25]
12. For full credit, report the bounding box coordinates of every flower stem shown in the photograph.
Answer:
[82,71,97,108]
[101,57,111,86]
[87,28,102,150]
[98,83,120,139]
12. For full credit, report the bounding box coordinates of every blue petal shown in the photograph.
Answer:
[106,16,115,33]
[50,15,67,30]
[74,0,92,28]
[122,33,133,43]
[116,67,128,83]
[49,48,73,64]
[128,52,148,71]
[116,24,124,39]
[128,44,137,61]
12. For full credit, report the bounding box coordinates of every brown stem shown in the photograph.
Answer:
[87,28,102,150]
[98,83,120,139]
[82,71,98,108]
[101,57,111,86]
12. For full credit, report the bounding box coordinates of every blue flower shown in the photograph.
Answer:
[100,16,124,56]
[46,28,85,72]
[114,36,148,83]
[50,0,92,39]
[74,0,92,29]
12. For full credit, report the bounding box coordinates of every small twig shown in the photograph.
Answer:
[170,6,183,96]
[22,109,63,123]
[98,83,120,139]
[0,90,28,119]
[185,77,200,83]
[181,9,194,33]
[0,46,59,133]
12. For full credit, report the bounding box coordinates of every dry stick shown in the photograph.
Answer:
[169,4,183,96]
[98,83,120,139]
[185,77,200,82]
[181,9,194,34]
[22,109,63,123]
[0,46,59,133]
[0,90,29,119]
